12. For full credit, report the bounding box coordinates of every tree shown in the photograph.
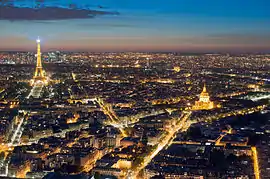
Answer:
[94,172,101,179]
[0,152,5,161]
[210,149,227,170]
[187,126,202,139]
[226,153,237,164]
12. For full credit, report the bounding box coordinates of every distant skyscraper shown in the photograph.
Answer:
[145,58,151,70]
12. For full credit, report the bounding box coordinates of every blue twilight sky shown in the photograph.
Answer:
[0,0,270,52]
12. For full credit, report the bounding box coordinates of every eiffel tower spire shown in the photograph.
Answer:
[32,37,47,85]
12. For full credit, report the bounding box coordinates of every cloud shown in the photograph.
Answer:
[78,23,135,28]
[0,5,119,21]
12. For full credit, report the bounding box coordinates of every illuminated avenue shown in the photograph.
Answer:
[0,39,268,179]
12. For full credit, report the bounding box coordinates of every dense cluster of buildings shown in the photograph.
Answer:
[0,41,268,178]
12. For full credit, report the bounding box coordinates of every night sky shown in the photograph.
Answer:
[0,0,270,52]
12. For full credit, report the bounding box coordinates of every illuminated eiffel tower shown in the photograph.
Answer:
[31,38,47,85]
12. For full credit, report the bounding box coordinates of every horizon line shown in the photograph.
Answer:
[0,49,270,55]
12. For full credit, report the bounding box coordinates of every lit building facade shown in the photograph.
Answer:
[192,84,214,110]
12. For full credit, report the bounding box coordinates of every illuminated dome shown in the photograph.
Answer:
[192,83,214,110]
